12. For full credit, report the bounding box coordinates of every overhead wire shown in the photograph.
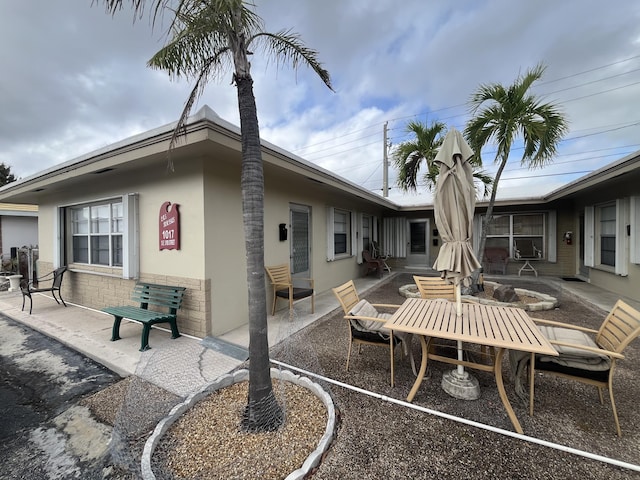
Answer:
[375,55,640,148]
[287,55,640,189]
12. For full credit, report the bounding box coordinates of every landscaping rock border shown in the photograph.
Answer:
[140,368,336,480]
[398,280,559,311]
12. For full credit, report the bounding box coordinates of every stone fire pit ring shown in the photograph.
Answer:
[399,281,558,311]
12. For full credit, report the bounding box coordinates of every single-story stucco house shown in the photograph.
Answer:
[0,106,638,338]
[0,202,38,272]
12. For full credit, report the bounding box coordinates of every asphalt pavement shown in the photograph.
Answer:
[0,313,121,479]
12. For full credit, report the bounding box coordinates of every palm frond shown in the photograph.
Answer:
[391,119,447,192]
[148,12,231,79]
[167,52,229,158]
[251,30,332,90]
[472,170,493,198]
[96,0,184,27]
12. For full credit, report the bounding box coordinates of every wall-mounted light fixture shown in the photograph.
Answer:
[279,223,288,241]
[563,231,573,245]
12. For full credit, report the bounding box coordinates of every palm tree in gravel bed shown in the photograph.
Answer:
[99,0,332,432]
[465,63,568,265]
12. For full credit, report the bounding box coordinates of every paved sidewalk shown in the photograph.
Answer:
[1,272,636,397]
[0,291,242,397]
[0,274,385,397]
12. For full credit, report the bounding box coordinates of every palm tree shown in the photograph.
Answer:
[393,120,492,196]
[99,0,332,432]
[465,63,568,264]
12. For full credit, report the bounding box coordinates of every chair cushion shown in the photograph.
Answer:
[275,287,313,300]
[348,299,390,335]
[534,356,610,383]
[352,328,400,345]
[537,325,611,373]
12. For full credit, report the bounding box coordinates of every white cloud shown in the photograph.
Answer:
[1,0,639,200]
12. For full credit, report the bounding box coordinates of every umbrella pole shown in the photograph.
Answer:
[441,281,481,400]
[455,284,465,376]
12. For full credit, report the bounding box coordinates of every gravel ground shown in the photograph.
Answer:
[84,273,640,479]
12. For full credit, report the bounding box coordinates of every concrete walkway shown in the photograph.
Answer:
[0,271,637,398]
[0,274,385,398]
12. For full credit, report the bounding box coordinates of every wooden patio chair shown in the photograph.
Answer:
[332,279,413,387]
[265,264,314,315]
[362,250,384,278]
[528,299,640,436]
[413,275,487,360]
[20,266,68,315]
[413,275,456,300]
[371,240,391,273]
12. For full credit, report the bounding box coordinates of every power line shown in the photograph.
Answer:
[536,54,640,86]
[288,56,640,170]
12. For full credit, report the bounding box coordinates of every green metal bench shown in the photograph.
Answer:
[103,282,186,351]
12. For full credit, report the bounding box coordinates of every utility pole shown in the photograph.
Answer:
[383,121,388,197]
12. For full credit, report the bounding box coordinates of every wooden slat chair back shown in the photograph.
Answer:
[265,264,314,315]
[332,279,360,315]
[332,279,404,387]
[412,275,488,360]
[371,240,391,273]
[413,275,455,300]
[530,299,640,436]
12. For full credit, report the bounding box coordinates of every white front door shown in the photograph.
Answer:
[406,219,430,266]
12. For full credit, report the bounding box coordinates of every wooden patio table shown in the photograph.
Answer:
[384,298,558,433]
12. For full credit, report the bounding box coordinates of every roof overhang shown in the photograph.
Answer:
[544,149,640,201]
[0,106,398,210]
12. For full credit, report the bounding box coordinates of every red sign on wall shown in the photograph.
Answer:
[159,201,180,250]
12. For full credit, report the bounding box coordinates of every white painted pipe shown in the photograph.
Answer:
[270,359,640,473]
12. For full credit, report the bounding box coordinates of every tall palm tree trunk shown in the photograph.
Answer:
[476,156,508,264]
[237,75,283,432]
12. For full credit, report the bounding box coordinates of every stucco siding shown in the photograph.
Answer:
[34,158,211,338]
[203,158,247,335]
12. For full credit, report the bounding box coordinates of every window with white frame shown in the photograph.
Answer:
[70,200,123,266]
[334,209,351,256]
[362,214,371,253]
[584,199,629,276]
[59,194,139,278]
[598,203,616,267]
[484,213,545,259]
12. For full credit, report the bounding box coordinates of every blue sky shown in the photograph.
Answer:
[1,0,639,205]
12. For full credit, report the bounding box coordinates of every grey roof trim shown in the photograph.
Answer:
[2,105,638,210]
[0,105,397,209]
[544,148,640,201]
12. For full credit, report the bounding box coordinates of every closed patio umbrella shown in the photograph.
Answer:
[432,127,482,400]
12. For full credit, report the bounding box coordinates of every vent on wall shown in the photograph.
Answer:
[93,168,114,174]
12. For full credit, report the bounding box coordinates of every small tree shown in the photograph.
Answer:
[465,63,568,264]
[0,163,17,187]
